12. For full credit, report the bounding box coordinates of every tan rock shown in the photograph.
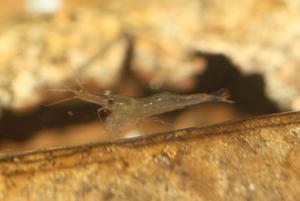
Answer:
[1,0,300,111]
[0,111,299,200]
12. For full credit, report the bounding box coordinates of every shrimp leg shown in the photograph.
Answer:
[97,107,105,121]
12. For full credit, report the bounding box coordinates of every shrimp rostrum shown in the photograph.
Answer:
[50,82,233,131]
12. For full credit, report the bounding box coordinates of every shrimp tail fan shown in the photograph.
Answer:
[212,88,234,103]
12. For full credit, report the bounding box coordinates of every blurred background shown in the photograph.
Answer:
[0,0,299,153]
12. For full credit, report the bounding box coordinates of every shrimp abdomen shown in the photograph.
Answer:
[138,90,233,118]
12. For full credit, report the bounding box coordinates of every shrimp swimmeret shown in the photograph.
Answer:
[49,82,233,131]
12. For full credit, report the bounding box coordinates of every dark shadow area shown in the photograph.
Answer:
[192,51,279,115]
[0,103,100,142]
[116,34,155,96]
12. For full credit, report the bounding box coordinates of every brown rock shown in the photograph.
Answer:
[1,0,300,111]
[0,111,299,200]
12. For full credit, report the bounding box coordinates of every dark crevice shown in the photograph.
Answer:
[191,51,279,115]
[0,103,100,142]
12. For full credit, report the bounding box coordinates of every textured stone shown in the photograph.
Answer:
[1,0,300,111]
[0,111,299,200]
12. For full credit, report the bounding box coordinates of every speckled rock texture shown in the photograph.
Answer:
[0,111,299,200]
[1,0,300,113]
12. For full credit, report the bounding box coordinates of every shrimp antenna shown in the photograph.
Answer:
[45,88,77,93]
[43,96,78,106]
[75,78,89,93]
[74,78,103,97]
[44,86,79,106]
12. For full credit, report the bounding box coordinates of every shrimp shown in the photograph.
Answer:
[49,81,233,131]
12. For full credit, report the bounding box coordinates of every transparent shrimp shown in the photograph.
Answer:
[49,81,233,132]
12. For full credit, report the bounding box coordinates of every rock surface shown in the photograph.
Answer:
[0,111,299,200]
[1,0,300,112]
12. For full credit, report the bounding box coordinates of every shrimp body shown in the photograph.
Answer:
[53,83,232,131]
